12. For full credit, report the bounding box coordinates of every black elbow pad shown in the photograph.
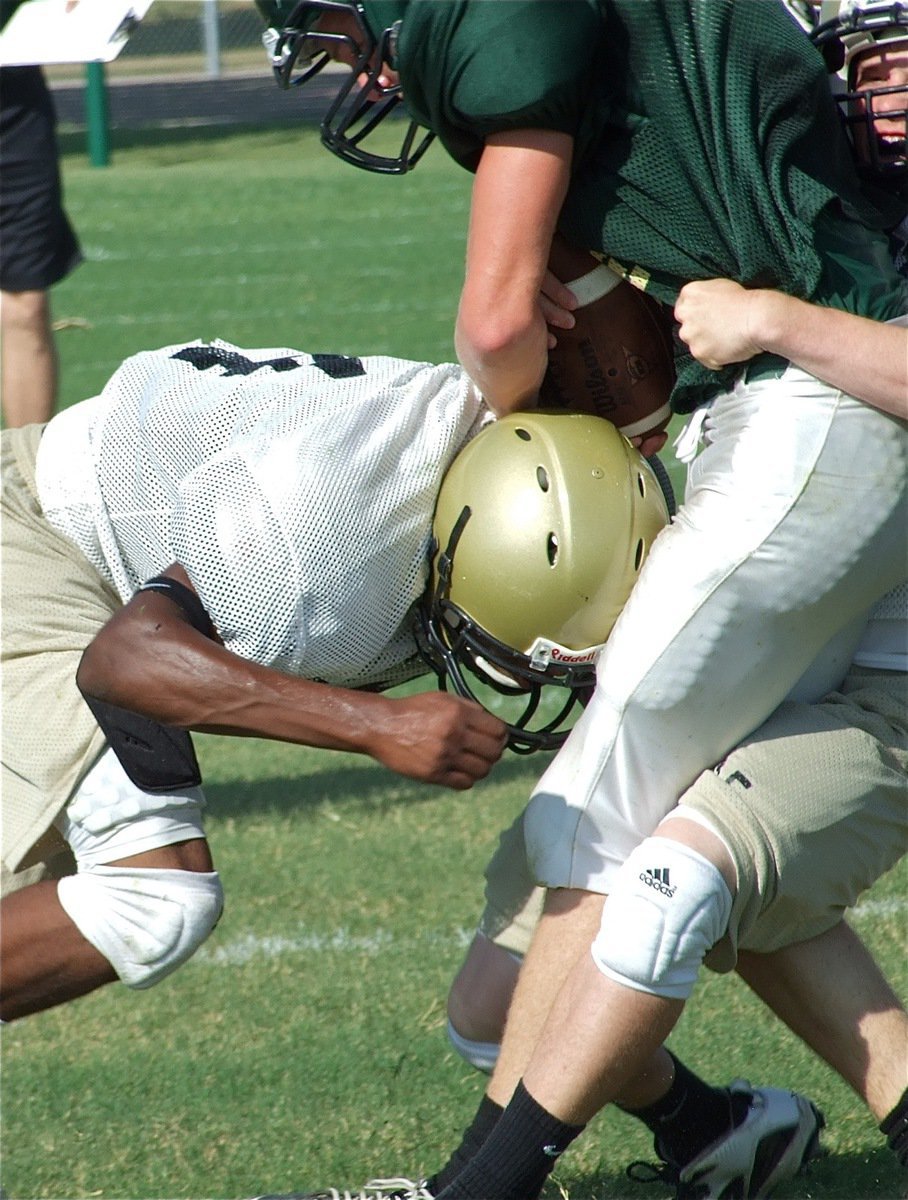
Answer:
[77,574,213,792]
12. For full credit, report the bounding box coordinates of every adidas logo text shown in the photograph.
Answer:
[640,867,676,898]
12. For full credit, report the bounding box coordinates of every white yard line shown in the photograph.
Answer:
[193,897,905,967]
[194,926,474,966]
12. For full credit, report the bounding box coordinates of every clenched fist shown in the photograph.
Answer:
[366,691,508,790]
[674,278,765,370]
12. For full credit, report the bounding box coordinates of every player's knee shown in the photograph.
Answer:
[445,1017,501,1074]
[592,838,732,1000]
[57,864,224,989]
[445,932,520,1070]
[0,288,50,335]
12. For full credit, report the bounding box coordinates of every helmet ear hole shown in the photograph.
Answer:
[546,532,559,567]
[536,466,550,492]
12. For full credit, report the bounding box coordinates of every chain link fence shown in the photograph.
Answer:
[47,1,268,84]
[44,1,335,140]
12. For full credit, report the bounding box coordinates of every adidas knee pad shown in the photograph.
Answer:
[592,838,732,1000]
[57,865,224,989]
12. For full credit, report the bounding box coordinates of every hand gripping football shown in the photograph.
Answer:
[539,233,676,441]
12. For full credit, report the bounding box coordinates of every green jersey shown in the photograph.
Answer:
[362,0,908,410]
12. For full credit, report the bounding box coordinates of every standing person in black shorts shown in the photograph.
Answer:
[1,0,82,427]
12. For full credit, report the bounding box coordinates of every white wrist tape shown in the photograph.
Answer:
[592,837,732,1000]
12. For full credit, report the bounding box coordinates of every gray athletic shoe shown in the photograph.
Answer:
[628,1080,825,1199]
[252,1179,434,1200]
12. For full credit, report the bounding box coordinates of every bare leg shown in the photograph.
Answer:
[432,819,747,1194]
[448,932,520,1046]
[0,838,214,1020]
[491,816,736,1121]
[0,879,117,1015]
[485,886,605,1106]
[1,289,58,427]
[481,885,676,1110]
[524,952,684,1122]
[737,922,908,1121]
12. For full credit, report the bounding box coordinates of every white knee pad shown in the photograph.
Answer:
[57,865,224,989]
[446,1018,501,1074]
[591,838,732,1000]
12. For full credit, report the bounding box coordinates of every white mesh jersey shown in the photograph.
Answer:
[35,340,489,689]
[853,581,908,672]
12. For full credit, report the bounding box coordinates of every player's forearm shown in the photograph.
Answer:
[78,591,508,789]
[455,301,549,414]
[457,128,573,415]
[163,648,388,755]
[455,221,553,413]
[749,291,908,418]
[76,595,385,758]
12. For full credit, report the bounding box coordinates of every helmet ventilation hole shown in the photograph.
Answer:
[547,532,560,566]
[637,473,646,497]
[634,538,645,570]
[536,466,550,491]
[515,427,532,441]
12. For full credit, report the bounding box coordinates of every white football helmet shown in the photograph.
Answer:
[812,1,908,192]
[782,0,822,32]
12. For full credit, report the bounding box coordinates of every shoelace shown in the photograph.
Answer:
[625,1158,710,1200]
[252,1178,432,1200]
[356,1179,433,1200]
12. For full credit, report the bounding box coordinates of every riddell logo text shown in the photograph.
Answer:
[548,646,598,664]
[640,868,676,898]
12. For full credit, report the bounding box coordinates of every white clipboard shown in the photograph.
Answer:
[0,0,154,66]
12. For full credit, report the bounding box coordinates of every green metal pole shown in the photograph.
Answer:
[85,60,110,167]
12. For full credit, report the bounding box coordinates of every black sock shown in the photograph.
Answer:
[880,1085,908,1169]
[425,1094,503,1195]
[619,1053,749,1167]
[434,1080,585,1200]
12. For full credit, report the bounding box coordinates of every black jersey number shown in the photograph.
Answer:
[172,346,365,379]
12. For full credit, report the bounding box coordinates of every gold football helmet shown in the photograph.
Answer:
[416,412,670,752]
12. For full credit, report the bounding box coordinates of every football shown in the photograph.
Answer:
[539,233,676,442]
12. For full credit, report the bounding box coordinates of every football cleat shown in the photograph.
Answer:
[627,1080,825,1198]
[252,1179,434,1200]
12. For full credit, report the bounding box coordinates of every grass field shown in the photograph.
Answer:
[2,123,906,1200]
[49,123,476,413]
